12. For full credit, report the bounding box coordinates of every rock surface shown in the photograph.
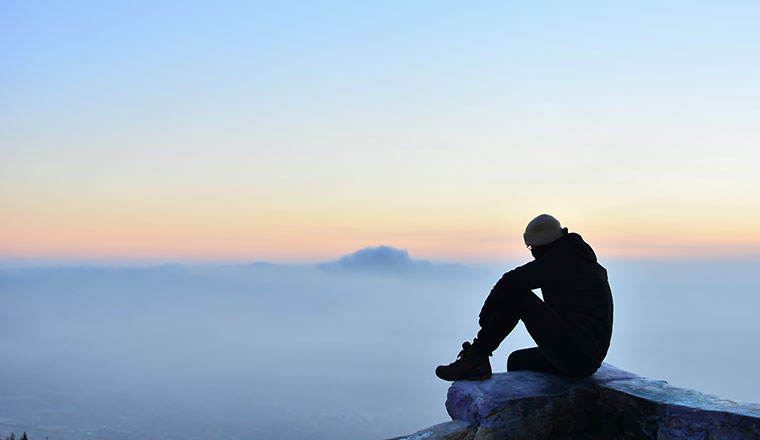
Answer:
[391,364,760,439]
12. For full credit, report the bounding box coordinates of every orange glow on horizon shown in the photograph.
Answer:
[2,195,759,262]
[2,225,759,263]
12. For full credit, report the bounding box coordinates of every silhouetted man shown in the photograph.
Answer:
[436,214,613,380]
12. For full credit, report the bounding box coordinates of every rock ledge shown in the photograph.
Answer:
[391,364,760,439]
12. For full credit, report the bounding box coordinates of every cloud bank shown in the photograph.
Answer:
[316,245,435,274]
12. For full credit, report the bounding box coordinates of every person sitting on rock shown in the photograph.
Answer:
[436,214,613,381]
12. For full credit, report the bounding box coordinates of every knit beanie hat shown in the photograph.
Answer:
[523,214,564,247]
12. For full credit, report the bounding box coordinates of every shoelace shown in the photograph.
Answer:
[457,341,473,360]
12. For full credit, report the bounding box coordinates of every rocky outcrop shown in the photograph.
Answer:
[391,364,760,439]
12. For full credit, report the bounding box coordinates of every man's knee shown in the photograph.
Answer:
[481,289,535,319]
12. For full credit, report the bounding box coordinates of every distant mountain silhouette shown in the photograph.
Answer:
[317,246,431,273]
[317,245,470,276]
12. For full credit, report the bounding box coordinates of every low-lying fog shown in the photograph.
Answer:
[2,247,759,439]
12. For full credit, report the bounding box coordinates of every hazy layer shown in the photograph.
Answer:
[1,255,758,439]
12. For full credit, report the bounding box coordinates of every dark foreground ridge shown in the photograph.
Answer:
[391,364,760,439]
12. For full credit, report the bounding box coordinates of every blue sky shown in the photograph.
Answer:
[2,1,759,261]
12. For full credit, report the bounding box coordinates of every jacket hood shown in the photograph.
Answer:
[532,232,597,262]
[560,232,597,262]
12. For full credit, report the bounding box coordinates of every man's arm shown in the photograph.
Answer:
[478,257,556,326]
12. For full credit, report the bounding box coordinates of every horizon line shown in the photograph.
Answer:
[2,253,759,269]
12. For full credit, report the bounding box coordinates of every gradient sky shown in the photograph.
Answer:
[2,1,759,262]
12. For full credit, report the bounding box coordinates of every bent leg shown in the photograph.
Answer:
[519,293,598,376]
[473,289,598,377]
[471,291,526,357]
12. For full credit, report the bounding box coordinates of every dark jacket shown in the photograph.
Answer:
[482,232,613,363]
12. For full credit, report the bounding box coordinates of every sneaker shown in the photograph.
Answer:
[435,342,492,381]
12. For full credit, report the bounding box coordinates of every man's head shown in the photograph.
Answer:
[523,214,564,249]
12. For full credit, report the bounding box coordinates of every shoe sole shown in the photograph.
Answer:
[436,374,492,381]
